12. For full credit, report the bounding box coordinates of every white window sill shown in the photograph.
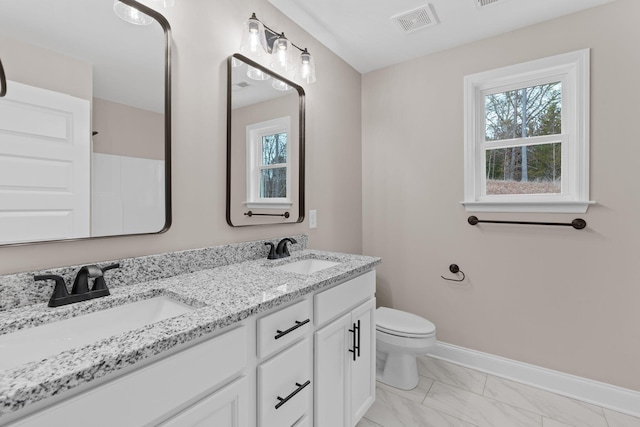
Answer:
[244,201,292,210]
[461,200,595,214]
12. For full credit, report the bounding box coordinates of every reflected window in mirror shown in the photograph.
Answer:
[246,116,291,209]
[227,53,305,227]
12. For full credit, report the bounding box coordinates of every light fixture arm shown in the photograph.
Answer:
[251,14,308,54]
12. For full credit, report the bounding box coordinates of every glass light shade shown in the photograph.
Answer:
[295,49,316,84]
[270,34,294,72]
[272,78,292,91]
[113,0,153,25]
[247,66,271,81]
[240,14,268,57]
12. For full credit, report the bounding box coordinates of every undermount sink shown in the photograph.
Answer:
[273,258,340,275]
[0,296,195,370]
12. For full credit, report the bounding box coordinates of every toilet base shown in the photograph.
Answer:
[376,351,420,390]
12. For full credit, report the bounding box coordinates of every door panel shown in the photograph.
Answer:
[0,81,90,243]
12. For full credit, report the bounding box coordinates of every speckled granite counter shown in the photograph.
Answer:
[0,248,380,420]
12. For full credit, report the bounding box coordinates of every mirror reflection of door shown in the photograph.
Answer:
[0,0,170,245]
[227,54,305,226]
[0,82,91,242]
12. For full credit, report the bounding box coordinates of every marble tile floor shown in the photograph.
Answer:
[357,356,640,427]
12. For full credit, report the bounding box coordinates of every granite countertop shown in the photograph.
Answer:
[0,249,381,419]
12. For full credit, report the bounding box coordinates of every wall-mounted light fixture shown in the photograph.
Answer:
[238,13,316,86]
[113,0,174,26]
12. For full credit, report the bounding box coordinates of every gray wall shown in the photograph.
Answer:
[362,0,640,392]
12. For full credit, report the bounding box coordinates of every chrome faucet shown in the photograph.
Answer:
[34,263,120,307]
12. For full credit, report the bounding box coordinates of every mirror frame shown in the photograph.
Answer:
[0,0,172,246]
[0,56,6,97]
[226,53,305,227]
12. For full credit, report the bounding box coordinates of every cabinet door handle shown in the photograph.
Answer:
[356,319,361,358]
[275,380,311,409]
[275,318,310,340]
[348,320,357,361]
[348,320,361,361]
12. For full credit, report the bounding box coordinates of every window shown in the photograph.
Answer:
[246,116,291,209]
[463,49,592,213]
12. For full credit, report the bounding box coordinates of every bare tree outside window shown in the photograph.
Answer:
[260,132,287,198]
[484,82,562,195]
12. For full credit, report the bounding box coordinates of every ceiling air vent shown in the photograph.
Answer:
[392,5,439,34]
[475,0,505,8]
[232,81,251,92]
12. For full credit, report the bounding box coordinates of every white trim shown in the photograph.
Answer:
[430,341,640,418]
[460,200,595,213]
[463,49,591,213]
[243,201,292,209]
[245,116,292,206]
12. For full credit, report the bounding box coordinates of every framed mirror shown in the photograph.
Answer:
[226,53,305,227]
[0,0,171,246]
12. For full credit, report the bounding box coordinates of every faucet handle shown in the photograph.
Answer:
[91,263,120,292]
[101,263,120,273]
[265,242,277,260]
[35,275,69,304]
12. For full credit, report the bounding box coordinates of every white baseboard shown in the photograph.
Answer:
[430,341,640,418]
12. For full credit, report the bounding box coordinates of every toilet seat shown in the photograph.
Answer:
[376,307,436,338]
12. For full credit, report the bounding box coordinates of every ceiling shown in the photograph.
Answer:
[267,0,615,74]
[231,57,296,110]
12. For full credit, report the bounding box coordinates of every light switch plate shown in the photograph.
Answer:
[309,210,317,229]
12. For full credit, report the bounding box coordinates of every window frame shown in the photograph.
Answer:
[245,116,292,209]
[462,49,593,213]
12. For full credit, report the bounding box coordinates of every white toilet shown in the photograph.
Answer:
[376,307,436,390]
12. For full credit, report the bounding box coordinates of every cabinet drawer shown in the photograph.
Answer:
[9,326,247,427]
[315,270,375,326]
[257,299,311,358]
[258,338,312,427]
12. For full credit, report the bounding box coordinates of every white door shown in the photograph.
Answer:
[158,377,248,427]
[0,80,90,243]
[314,312,351,427]
[350,298,376,426]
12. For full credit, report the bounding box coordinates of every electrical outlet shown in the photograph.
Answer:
[309,210,317,229]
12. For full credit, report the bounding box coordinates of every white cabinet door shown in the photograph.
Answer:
[314,312,351,427]
[350,299,376,426]
[314,296,376,427]
[159,377,247,427]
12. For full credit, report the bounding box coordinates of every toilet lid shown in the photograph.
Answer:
[376,307,436,337]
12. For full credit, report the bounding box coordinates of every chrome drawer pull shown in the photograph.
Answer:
[275,380,311,410]
[275,319,310,340]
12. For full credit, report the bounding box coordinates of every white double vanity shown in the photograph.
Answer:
[0,239,380,427]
